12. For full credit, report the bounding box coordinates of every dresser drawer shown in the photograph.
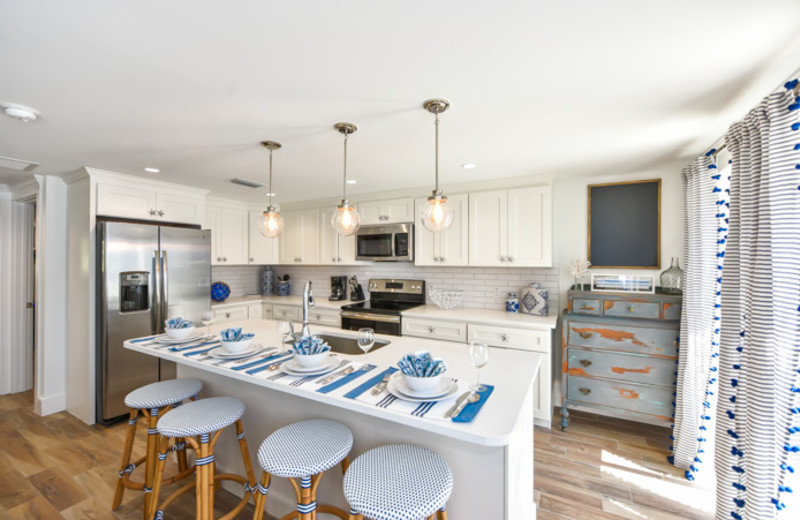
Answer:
[663,302,681,321]
[571,298,602,316]
[273,304,301,321]
[603,300,660,319]
[467,324,549,354]
[566,321,678,357]
[566,347,675,387]
[309,308,341,327]
[402,318,467,343]
[567,376,673,419]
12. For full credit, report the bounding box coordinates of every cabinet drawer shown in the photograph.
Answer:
[262,304,273,320]
[663,302,681,321]
[603,300,660,319]
[309,309,341,327]
[567,376,673,419]
[571,298,602,316]
[217,306,247,323]
[273,304,301,321]
[566,347,675,387]
[566,321,678,357]
[468,324,550,354]
[402,318,467,343]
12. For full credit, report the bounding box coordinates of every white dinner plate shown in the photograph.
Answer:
[153,332,207,345]
[208,344,264,359]
[280,357,339,376]
[387,374,458,402]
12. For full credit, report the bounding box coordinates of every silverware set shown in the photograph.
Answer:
[289,360,349,387]
[370,373,393,395]
[443,391,480,419]
[209,347,278,366]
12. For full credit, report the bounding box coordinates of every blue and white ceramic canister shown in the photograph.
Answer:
[520,282,548,316]
[278,280,291,296]
[261,266,274,296]
[505,292,519,313]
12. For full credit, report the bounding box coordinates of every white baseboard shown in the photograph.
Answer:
[36,392,67,416]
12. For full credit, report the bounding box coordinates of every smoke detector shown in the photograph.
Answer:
[1,103,40,123]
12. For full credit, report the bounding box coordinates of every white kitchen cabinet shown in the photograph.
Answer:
[318,206,365,266]
[96,181,205,225]
[358,197,414,225]
[262,303,273,320]
[414,194,469,266]
[468,186,551,267]
[216,305,248,323]
[248,210,279,264]
[205,201,248,265]
[247,303,264,320]
[273,304,301,322]
[402,317,468,343]
[308,307,342,327]
[279,209,320,265]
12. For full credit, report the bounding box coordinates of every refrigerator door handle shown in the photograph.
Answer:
[161,250,169,324]
[152,250,161,334]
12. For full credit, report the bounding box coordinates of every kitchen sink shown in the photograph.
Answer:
[315,332,391,356]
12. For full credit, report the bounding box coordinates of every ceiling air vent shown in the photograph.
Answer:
[0,155,38,171]
[230,177,264,188]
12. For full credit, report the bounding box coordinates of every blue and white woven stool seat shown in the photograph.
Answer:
[257,418,353,478]
[344,444,453,520]
[124,378,203,409]
[157,396,245,438]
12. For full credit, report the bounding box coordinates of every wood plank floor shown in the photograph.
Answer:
[0,390,714,519]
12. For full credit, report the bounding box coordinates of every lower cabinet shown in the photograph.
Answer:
[216,305,248,323]
[308,307,341,327]
[402,317,468,343]
[273,304,302,322]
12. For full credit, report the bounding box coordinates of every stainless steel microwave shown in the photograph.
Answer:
[355,223,414,262]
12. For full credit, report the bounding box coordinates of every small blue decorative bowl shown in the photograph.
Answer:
[211,281,231,302]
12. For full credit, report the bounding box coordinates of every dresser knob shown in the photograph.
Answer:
[578,387,592,396]
[578,331,593,339]
[628,306,635,312]
[579,359,592,367]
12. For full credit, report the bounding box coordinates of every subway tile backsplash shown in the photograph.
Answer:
[212,264,560,314]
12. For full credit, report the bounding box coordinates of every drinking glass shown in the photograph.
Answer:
[468,342,489,392]
[357,327,375,365]
[277,320,292,343]
[201,310,215,339]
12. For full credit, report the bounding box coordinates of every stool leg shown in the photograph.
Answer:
[346,509,363,520]
[146,436,169,520]
[437,506,449,520]
[176,436,189,473]
[340,456,350,474]
[235,419,257,492]
[198,433,214,520]
[288,475,317,520]
[251,471,271,520]
[112,408,139,510]
[142,407,161,520]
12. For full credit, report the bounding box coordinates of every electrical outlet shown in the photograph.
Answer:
[493,287,501,298]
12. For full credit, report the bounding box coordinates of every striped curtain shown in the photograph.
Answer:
[671,152,729,478]
[715,84,800,519]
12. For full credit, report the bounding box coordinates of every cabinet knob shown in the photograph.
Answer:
[499,256,506,263]
[315,314,321,320]
[578,331,593,339]
[501,333,509,342]
[428,326,436,333]
[158,210,165,217]
[149,209,156,216]
[628,306,635,312]
[337,257,342,262]
[223,257,227,262]
[579,305,594,311]
[579,359,592,367]
[332,257,337,262]
[508,256,514,263]
[250,257,254,263]
[578,387,592,396]
[440,257,446,263]
[225,312,231,319]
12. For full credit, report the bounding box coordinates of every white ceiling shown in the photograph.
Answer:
[1,1,799,202]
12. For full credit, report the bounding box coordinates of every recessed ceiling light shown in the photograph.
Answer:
[461,163,476,169]
[144,167,160,173]
[346,179,357,184]
[1,103,40,123]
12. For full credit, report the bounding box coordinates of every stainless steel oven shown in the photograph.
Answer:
[340,279,425,336]
[355,223,414,262]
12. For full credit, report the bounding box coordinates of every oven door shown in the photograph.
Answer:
[340,311,402,336]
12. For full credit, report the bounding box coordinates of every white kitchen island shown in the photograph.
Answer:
[125,320,540,520]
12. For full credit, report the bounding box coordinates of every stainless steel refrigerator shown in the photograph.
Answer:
[96,220,211,422]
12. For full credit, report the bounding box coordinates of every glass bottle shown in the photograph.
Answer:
[660,257,684,294]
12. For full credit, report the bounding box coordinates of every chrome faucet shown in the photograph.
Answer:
[300,280,314,338]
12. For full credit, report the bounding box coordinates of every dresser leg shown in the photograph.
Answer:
[560,407,569,431]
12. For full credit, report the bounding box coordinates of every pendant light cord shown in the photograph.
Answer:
[268,148,274,206]
[343,131,348,201]
[434,111,440,192]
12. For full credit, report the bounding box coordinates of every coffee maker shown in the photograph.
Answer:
[329,276,347,301]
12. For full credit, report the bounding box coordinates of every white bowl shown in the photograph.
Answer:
[165,325,195,340]
[221,338,253,354]
[293,351,328,369]
[402,373,444,393]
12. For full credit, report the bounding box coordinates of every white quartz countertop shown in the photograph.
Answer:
[125,320,540,447]
[212,295,360,310]
[401,304,558,330]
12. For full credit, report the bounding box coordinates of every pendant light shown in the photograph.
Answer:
[331,122,361,236]
[421,98,455,233]
[259,140,284,238]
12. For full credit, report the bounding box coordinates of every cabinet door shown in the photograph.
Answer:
[249,211,279,264]
[357,201,385,225]
[204,207,222,265]
[96,183,157,220]
[156,193,204,225]
[273,304,301,321]
[438,193,469,266]
[279,210,320,264]
[413,197,438,266]
[507,186,551,267]
[219,208,248,264]
[247,303,263,320]
[279,211,302,265]
[318,207,340,265]
[298,209,320,264]
[402,318,467,342]
[468,190,507,266]
[384,197,414,223]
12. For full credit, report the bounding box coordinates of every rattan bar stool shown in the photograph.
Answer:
[252,418,353,520]
[343,444,453,520]
[112,378,203,518]
[147,396,257,520]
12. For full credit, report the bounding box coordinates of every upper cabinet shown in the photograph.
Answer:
[358,197,414,225]
[248,210,279,265]
[319,206,365,266]
[95,178,205,225]
[279,209,320,264]
[205,200,248,265]
[414,193,469,266]
[468,186,551,267]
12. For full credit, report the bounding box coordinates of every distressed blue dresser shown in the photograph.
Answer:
[560,288,681,430]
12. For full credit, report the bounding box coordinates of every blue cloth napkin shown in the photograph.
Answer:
[130,335,159,343]
[245,355,293,375]
[183,342,221,356]
[317,364,377,394]
[452,384,494,423]
[169,339,218,352]
[231,351,290,371]
[343,367,398,399]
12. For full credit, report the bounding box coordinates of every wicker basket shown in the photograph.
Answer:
[429,287,464,310]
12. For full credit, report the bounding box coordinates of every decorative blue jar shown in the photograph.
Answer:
[278,280,291,296]
[261,266,274,295]
[505,292,519,313]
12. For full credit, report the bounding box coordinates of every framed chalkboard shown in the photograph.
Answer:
[588,179,660,269]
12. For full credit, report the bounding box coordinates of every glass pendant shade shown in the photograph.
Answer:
[331,202,361,236]
[260,206,284,238]
[422,193,455,232]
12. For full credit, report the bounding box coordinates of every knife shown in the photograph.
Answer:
[370,373,392,395]
[317,365,354,385]
[444,391,473,419]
